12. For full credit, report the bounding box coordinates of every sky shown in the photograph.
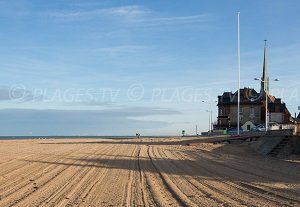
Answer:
[0,0,299,136]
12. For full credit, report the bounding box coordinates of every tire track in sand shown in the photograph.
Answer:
[0,144,94,207]
[173,147,298,207]
[159,146,257,207]
[19,144,112,207]
[146,145,193,207]
[124,145,144,207]
[76,144,137,206]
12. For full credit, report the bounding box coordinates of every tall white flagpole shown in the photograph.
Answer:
[237,12,241,135]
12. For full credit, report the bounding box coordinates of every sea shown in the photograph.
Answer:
[0,135,173,140]
[0,136,135,140]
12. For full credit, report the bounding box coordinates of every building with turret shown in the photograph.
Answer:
[216,42,292,130]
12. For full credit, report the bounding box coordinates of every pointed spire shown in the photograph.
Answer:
[261,40,269,94]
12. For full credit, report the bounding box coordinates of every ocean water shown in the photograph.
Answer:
[0,136,135,140]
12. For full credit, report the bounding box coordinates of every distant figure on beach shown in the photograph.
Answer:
[136,133,140,138]
[182,130,185,137]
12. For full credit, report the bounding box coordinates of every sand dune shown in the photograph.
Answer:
[0,138,299,207]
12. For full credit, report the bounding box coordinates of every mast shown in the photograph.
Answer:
[237,12,241,135]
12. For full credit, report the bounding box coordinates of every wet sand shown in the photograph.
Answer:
[0,138,299,207]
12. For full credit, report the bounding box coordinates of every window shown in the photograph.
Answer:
[239,107,243,114]
[250,107,254,116]
[219,108,224,116]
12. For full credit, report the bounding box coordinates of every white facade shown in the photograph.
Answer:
[241,121,256,131]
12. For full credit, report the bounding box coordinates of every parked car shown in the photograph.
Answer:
[251,122,279,131]
[251,124,265,131]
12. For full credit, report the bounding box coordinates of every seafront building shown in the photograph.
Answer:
[216,43,292,131]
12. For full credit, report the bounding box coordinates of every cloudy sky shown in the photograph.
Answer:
[0,0,299,136]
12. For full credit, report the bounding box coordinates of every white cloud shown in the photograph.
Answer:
[94,45,147,54]
[42,5,211,27]
[101,5,150,17]
[43,5,150,20]
[132,14,211,26]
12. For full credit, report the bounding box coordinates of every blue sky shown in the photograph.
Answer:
[0,0,299,136]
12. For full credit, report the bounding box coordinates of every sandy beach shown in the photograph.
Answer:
[0,137,299,207]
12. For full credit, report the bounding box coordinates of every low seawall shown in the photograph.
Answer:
[251,135,300,157]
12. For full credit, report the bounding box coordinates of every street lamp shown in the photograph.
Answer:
[254,78,279,131]
[206,110,211,134]
[202,100,217,134]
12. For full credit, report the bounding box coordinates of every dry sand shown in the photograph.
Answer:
[0,137,299,207]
